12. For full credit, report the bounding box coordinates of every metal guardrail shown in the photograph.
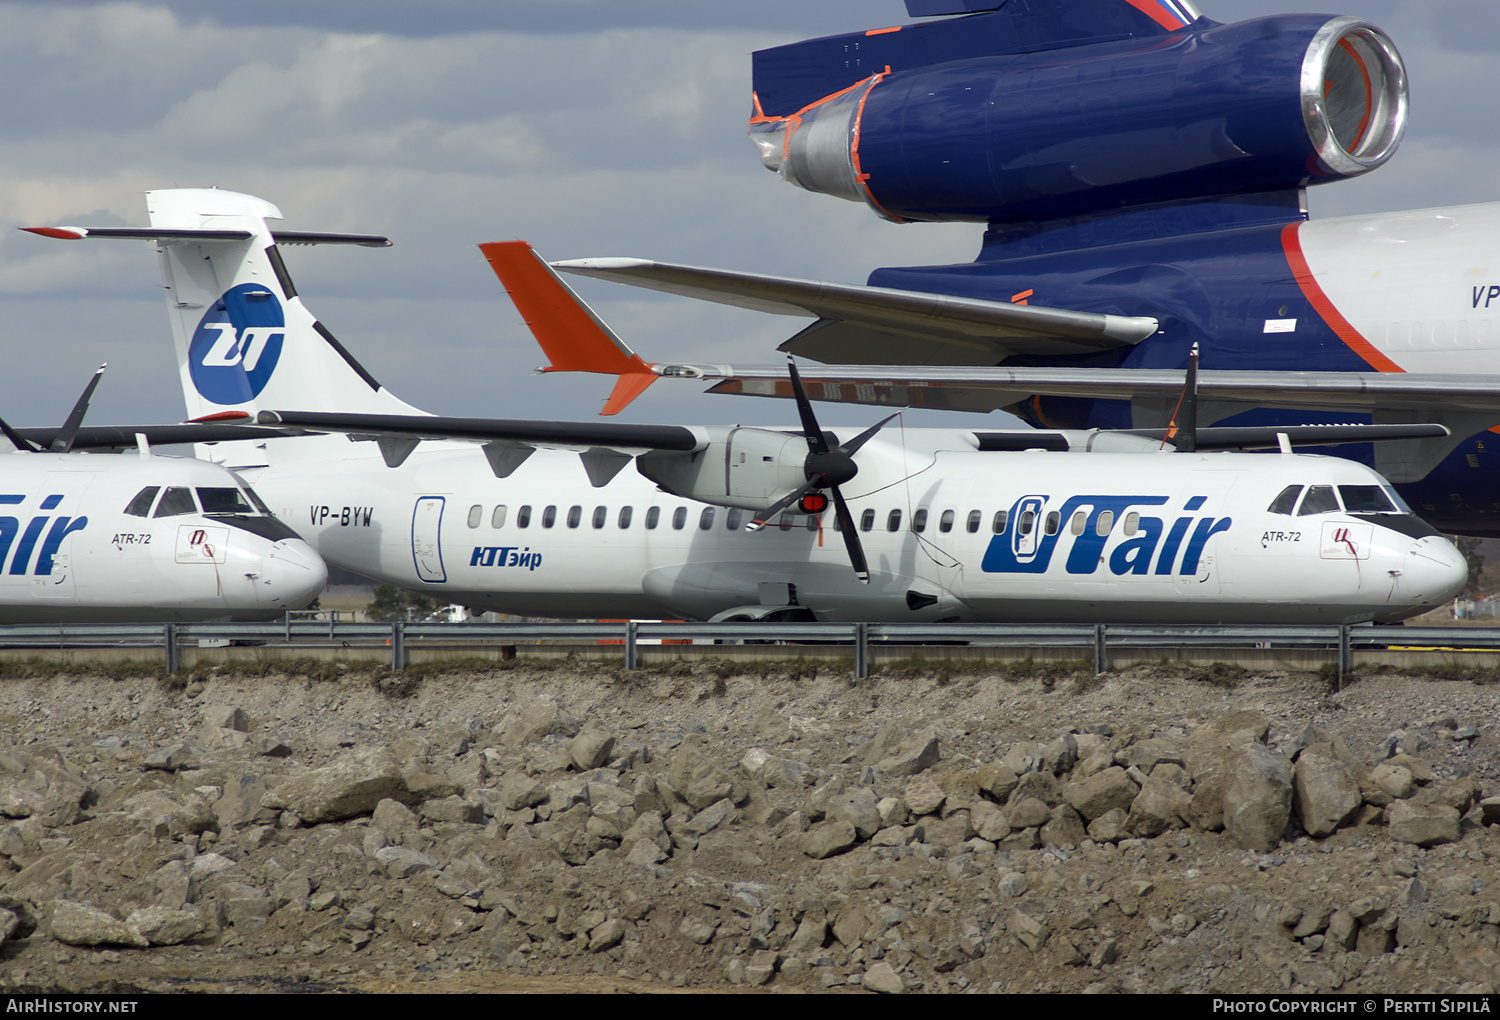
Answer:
[0,619,1495,678]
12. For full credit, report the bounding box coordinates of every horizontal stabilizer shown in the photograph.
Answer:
[21,226,390,247]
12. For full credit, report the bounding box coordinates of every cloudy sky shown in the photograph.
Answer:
[0,0,1495,434]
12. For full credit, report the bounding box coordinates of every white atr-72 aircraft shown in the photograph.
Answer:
[25,189,1468,624]
[0,369,325,622]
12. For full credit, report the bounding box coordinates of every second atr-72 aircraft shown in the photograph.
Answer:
[26,189,1467,624]
[0,368,324,622]
[537,0,1500,538]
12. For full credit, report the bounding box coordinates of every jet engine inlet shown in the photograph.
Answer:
[1300,19,1407,177]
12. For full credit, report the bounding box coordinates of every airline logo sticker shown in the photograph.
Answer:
[188,284,286,405]
[470,546,543,571]
[0,494,87,576]
[981,494,1231,577]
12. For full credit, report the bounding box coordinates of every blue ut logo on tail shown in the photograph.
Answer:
[188,283,286,405]
[981,494,1232,576]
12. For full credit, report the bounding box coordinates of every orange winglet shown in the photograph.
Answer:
[479,240,657,415]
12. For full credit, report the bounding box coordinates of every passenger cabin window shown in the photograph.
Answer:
[911,509,927,533]
[993,510,1008,534]
[1296,486,1340,516]
[592,506,607,529]
[517,505,531,528]
[1096,510,1114,536]
[566,505,582,529]
[966,510,981,534]
[153,487,197,518]
[618,507,633,529]
[1070,512,1086,536]
[726,508,743,531]
[939,510,954,533]
[1339,486,1399,513]
[1268,485,1302,515]
[699,507,715,530]
[886,510,902,532]
[491,505,507,528]
[467,504,482,528]
[860,509,874,532]
[1044,511,1060,535]
[1018,510,1034,535]
[542,505,557,528]
[672,507,687,530]
[645,506,659,529]
[124,486,159,518]
[1123,512,1139,537]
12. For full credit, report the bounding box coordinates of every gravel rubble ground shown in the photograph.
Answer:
[0,655,1498,994]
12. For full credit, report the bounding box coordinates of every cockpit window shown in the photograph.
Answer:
[1339,485,1398,513]
[242,486,273,515]
[153,486,198,517]
[1384,486,1414,514]
[197,487,254,514]
[1267,485,1302,515]
[1296,485,1340,516]
[124,486,159,518]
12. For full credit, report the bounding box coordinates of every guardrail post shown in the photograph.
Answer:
[1337,624,1351,691]
[1094,623,1107,675]
[391,621,405,672]
[164,624,179,673]
[284,612,292,643]
[329,612,336,643]
[855,623,869,680]
[624,620,638,671]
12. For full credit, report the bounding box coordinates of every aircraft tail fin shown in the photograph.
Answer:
[24,189,422,423]
[480,240,657,416]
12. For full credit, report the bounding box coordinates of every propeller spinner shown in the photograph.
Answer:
[745,358,897,584]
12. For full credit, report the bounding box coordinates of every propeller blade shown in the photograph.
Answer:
[746,480,819,531]
[830,487,870,584]
[785,357,830,455]
[838,412,900,458]
[52,363,107,453]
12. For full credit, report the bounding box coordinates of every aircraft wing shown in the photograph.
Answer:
[16,423,295,451]
[688,364,1500,417]
[223,409,707,485]
[550,258,1160,361]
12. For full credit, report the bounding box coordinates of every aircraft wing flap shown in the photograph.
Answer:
[695,366,1500,416]
[551,258,1159,352]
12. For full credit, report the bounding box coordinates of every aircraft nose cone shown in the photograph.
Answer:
[1399,536,1469,608]
[259,539,327,609]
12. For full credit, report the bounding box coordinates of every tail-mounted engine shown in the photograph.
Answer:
[750,7,1407,223]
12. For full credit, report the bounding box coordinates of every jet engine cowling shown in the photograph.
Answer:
[751,14,1406,223]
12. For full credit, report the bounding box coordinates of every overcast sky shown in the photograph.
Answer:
[0,0,1495,434]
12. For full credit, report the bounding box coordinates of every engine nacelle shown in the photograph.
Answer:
[751,13,1406,223]
[636,426,811,511]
